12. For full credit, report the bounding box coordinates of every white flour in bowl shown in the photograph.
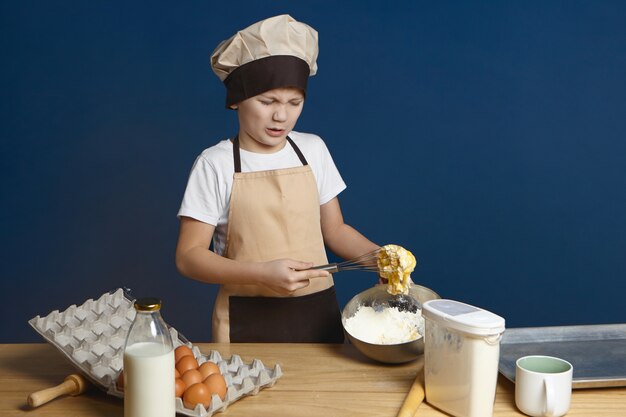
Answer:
[344,306,424,345]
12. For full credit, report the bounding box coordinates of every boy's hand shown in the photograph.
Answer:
[261,259,330,295]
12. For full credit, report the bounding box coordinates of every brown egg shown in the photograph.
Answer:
[203,373,227,401]
[176,355,198,374]
[175,345,194,363]
[175,368,180,378]
[183,382,211,409]
[198,361,220,379]
[181,369,203,388]
[116,370,124,391]
[175,378,186,397]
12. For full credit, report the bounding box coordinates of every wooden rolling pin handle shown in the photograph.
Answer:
[397,371,425,417]
[27,374,89,408]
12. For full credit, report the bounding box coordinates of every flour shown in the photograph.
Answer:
[344,306,424,344]
[422,299,505,417]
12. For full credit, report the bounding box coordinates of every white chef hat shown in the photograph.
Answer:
[210,14,319,108]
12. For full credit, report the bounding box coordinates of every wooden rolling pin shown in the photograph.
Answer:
[27,373,89,408]
[397,369,425,417]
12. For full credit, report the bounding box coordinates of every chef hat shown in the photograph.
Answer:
[210,14,319,108]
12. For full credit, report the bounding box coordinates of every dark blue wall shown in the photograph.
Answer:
[2,1,625,342]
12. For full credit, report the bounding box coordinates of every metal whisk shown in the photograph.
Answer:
[309,248,381,274]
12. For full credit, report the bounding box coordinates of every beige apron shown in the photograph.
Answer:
[212,136,342,342]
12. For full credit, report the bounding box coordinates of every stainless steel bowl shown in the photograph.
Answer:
[342,284,441,364]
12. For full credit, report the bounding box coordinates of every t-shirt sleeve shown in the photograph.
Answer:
[316,139,347,205]
[177,153,223,226]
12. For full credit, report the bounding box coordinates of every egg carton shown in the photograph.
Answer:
[29,288,283,417]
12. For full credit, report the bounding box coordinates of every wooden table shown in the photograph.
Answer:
[1,343,624,416]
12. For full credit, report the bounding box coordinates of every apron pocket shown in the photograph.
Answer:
[229,286,344,343]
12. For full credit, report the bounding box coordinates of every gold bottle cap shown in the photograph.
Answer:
[134,297,162,312]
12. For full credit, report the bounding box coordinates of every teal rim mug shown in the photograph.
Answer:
[515,355,573,417]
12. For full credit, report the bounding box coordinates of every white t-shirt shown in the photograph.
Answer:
[178,131,347,255]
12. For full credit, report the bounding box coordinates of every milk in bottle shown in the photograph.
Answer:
[123,297,175,417]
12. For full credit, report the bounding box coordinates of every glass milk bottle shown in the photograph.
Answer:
[123,297,175,417]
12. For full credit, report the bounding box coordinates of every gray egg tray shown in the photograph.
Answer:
[28,288,283,416]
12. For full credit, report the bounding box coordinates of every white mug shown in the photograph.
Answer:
[515,355,573,417]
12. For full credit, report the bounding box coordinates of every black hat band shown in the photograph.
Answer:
[223,55,310,108]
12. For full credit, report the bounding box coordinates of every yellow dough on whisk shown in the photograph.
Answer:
[377,245,416,295]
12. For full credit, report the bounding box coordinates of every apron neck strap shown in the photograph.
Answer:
[232,135,309,173]
[286,136,309,167]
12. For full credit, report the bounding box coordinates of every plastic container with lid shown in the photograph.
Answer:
[422,299,505,417]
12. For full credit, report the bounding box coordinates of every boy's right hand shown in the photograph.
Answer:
[261,259,330,295]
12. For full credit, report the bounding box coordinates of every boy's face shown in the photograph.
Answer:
[233,87,304,153]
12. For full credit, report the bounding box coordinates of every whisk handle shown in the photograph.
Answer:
[309,264,339,273]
